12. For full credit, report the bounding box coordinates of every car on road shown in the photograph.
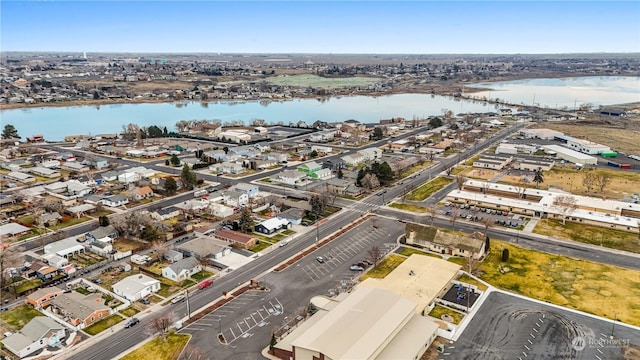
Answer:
[350,265,365,271]
[124,318,140,328]
[279,240,289,247]
[377,190,387,196]
[171,294,186,304]
[198,280,213,290]
[315,256,325,264]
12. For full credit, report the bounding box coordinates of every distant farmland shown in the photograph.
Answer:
[266,74,381,89]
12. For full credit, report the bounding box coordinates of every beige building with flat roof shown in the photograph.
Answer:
[273,255,458,360]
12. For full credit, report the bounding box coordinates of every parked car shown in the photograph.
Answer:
[91,278,102,284]
[139,298,150,305]
[171,294,186,304]
[445,210,452,216]
[315,256,325,264]
[198,280,213,290]
[124,318,140,328]
[350,265,365,271]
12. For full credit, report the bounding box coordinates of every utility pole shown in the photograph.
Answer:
[185,290,190,319]
[610,312,617,339]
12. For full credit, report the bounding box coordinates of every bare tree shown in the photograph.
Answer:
[582,172,597,193]
[146,313,175,342]
[449,207,459,230]
[425,206,437,226]
[482,182,491,194]
[552,195,578,225]
[110,212,153,240]
[367,246,383,267]
[446,166,454,176]
[482,217,493,237]
[360,173,380,190]
[150,240,169,262]
[455,174,467,191]
[513,179,527,199]
[0,244,20,298]
[595,173,611,193]
[180,345,208,360]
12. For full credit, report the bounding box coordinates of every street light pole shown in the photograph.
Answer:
[185,290,190,319]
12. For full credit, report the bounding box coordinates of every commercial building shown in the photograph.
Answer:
[472,155,513,170]
[542,145,597,166]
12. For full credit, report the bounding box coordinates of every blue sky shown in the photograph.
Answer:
[2,1,639,54]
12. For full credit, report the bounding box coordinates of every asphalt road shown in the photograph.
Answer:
[445,292,640,360]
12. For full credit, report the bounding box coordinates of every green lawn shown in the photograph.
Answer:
[191,270,213,281]
[84,314,125,335]
[398,246,442,258]
[282,229,295,236]
[533,219,640,253]
[15,278,43,294]
[405,177,452,201]
[389,203,428,213]
[360,254,407,281]
[119,307,140,317]
[157,283,172,298]
[250,241,272,253]
[447,257,467,266]
[457,274,488,292]
[75,287,91,295]
[121,333,191,360]
[0,305,43,330]
[428,305,463,324]
[50,216,91,230]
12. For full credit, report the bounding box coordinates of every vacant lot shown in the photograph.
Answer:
[499,166,640,200]
[266,74,381,89]
[534,219,640,253]
[480,240,640,326]
[540,122,640,155]
[0,305,42,331]
[465,168,500,180]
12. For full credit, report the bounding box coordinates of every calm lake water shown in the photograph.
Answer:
[1,94,498,141]
[466,76,640,110]
[2,76,637,141]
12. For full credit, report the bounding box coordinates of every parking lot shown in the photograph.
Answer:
[301,224,397,282]
[442,202,529,229]
[444,292,640,360]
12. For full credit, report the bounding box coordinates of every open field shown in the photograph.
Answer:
[480,240,640,326]
[534,219,640,253]
[266,74,381,89]
[499,166,640,200]
[121,333,190,360]
[539,122,640,155]
[465,168,500,180]
[0,305,42,331]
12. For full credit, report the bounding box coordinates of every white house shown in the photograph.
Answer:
[209,203,234,218]
[2,317,66,359]
[102,194,129,207]
[161,257,202,282]
[44,237,86,258]
[223,190,248,207]
[112,274,161,301]
[118,172,141,184]
[341,153,365,166]
[30,166,61,178]
[358,148,382,162]
[151,206,181,221]
[276,170,307,186]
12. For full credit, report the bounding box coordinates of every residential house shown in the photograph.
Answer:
[26,286,65,308]
[117,172,141,184]
[99,171,119,182]
[44,237,86,258]
[29,261,58,280]
[164,249,184,263]
[252,159,278,170]
[276,170,307,186]
[151,206,181,221]
[102,194,129,208]
[221,161,245,175]
[6,171,36,184]
[84,225,118,243]
[203,150,227,162]
[341,153,365,166]
[255,218,291,235]
[223,190,248,208]
[161,257,202,282]
[30,166,61,178]
[310,145,332,154]
[38,212,62,227]
[84,158,109,169]
[41,160,61,169]
[2,317,66,359]
[209,203,234,218]
[214,229,258,250]
[297,161,322,175]
[133,186,154,201]
[232,183,259,198]
[278,207,305,225]
[61,162,88,173]
[0,223,31,239]
[66,204,96,218]
[49,292,111,328]
[405,223,485,260]
[176,235,231,260]
[89,241,113,256]
[41,254,69,269]
[358,148,382,162]
[112,274,161,301]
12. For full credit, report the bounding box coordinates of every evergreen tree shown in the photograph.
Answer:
[164,177,178,194]
[238,207,254,233]
[180,164,197,190]
[1,124,19,139]
[170,154,180,166]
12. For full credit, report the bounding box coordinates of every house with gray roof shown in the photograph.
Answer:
[164,249,184,263]
[85,225,118,243]
[102,194,129,207]
[176,235,231,261]
[2,316,66,358]
[161,257,202,282]
[0,223,31,239]
[49,292,111,329]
